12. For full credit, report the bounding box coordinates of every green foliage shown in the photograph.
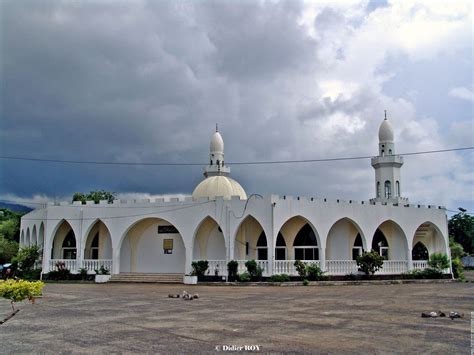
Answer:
[451,258,465,280]
[72,190,116,204]
[402,268,443,279]
[0,279,44,309]
[21,269,42,281]
[302,279,309,286]
[268,274,290,282]
[305,263,326,281]
[191,260,209,277]
[238,272,251,282]
[356,250,384,276]
[47,261,71,280]
[12,245,40,272]
[245,259,263,281]
[0,236,19,264]
[449,237,465,259]
[448,208,474,254]
[79,268,88,280]
[94,265,110,275]
[294,260,307,277]
[428,253,450,271]
[227,260,238,280]
[0,208,23,243]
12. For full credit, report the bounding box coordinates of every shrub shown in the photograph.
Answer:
[47,261,71,280]
[238,272,251,282]
[356,250,384,276]
[428,253,450,271]
[269,274,290,282]
[227,260,238,281]
[294,260,306,278]
[302,279,309,286]
[0,279,44,311]
[20,269,42,281]
[402,268,443,279]
[343,273,358,281]
[451,257,465,280]
[79,268,88,280]
[305,263,325,281]
[12,246,40,273]
[191,260,209,277]
[245,260,263,281]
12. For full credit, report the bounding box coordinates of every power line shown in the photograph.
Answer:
[0,147,472,167]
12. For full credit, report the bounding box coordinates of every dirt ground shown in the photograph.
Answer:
[0,281,472,354]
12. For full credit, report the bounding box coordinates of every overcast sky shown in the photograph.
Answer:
[0,0,472,213]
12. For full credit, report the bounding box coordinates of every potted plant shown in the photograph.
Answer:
[183,273,198,285]
[94,265,111,283]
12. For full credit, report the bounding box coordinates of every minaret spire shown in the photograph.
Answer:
[216,123,218,132]
[384,110,387,120]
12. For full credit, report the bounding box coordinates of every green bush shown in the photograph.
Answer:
[227,260,238,281]
[402,268,443,279]
[451,258,465,280]
[294,260,306,278]
[0,279,44,310]
[238,272,251,282]
[12,246,40,273]
[20,269,42,281]
[306,263,325,281]
[269,274,290,282]
[356,250,384,276]
[428,253,450,271]
[302,279,309,286]
[245,260,263,281]
[191,260,209,277]
[0,237,19,265]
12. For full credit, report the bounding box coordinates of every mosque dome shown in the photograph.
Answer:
[210,131,224,153]
[192,175,247,200]
[378,118,394,142]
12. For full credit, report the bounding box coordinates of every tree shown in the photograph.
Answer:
[428,253,450,270]
[12,246,40,273]
[0,237,19,264]
[72,190,116,204]
[448,208,474,254]
[356,250,384,276]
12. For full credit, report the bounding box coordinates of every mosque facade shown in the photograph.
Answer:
[19,117,451,279]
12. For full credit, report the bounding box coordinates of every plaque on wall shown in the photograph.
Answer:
[158,225,179,234]
[163,239,173,254]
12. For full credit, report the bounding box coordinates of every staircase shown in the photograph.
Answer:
[109,273,184,284]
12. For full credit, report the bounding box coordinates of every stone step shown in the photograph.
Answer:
[109,273,184,284]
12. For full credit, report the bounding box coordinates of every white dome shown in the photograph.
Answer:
[210,131,224,153]
[378,119,394,142]
[192,176,247,200]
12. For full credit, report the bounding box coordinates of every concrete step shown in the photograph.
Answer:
[109,273,184,284]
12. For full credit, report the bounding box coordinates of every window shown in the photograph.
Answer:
[91,232,99,260]
[275,233,287,260]
[163,239,173,254]
[412,242,429,260]
[396,181,400,197]
[256,232,267,260]
[62,230,76,259]
[377,181,381,198]
[384,180,391,199]
[293,224,319,261]
[372,229,389,260]
[352,234,363,260]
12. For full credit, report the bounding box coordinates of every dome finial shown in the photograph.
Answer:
[216,123,218,132]
[384,110,387,120]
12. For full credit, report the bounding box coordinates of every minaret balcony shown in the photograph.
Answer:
[371,155,404,168]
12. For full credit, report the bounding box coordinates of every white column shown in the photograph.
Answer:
[320,247,327,271]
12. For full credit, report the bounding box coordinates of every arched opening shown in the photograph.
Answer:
[193,216,226,260]
[412,241,429,260]
[276,216,320,261]
[326,218,365,260]
[38,223,45,249]
[20,230,25,246]
[256,232,267,260]
[25,228,30,247]
[51,220,77,260]
[31,225,37,246]
[119,218,185,273]
[372,229,389,259]
[234,215,267,261]
[384,180,392,199]
[377,181,381,198]
[412,222,447,257]
[353,234,364,260]
[275,233,286,260]
[396,181,400,197]
[293,224,319,261]
[84,220,112,260]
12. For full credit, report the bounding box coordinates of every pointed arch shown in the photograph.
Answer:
[192,216,226,261]
[233,214,267,260]
[275,232,287,260]
[326,217,367,261]
[119,217,186,273]
[276,215,321,260]
[20,230,25,246]
[25,227,31,247]
[412,241,429,260]
[38,222,45,248]
[51,220,77,259]
[31,225,37,246]
[412,221,447,256]
[83,219,113,260]
[372,220,408,260]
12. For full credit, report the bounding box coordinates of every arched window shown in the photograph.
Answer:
[412,242,429,260]
[91,232,99,260]
[352,233,363,260]
[293,224,318,260]
[62,230,77,259]
[384,180,392,199]
[256,232,268,260]
[396,181,400,197]
[372,229,388,259]
[275,233,287,260]
[388,149,392,155]
[377,181,381,198]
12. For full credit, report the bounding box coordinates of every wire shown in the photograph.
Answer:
[0,147,472,166]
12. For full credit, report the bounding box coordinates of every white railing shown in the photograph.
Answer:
[325,260,358,275]
[82,259,113,273]
[273,260,320,276]
[205,260,227,277]
[377,260,408,274]
[412,260,428,270]
[49,259,78,273]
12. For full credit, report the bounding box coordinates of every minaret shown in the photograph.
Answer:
[370,112,408,204]
[204,125,231,177]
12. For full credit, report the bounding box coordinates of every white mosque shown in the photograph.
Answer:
[19,116,451,281]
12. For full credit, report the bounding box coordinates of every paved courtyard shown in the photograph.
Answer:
[0,281,473,354]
